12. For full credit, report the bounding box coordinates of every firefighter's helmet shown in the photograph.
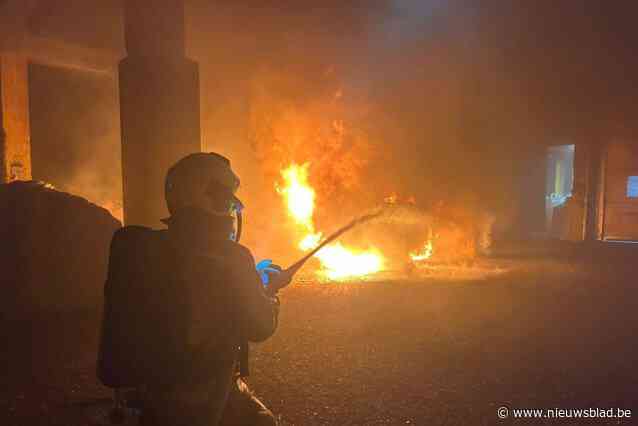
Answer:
[164,152,242,217]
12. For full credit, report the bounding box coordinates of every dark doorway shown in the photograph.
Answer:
[28,63,122,219]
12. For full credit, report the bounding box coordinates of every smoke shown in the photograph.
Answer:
[14,1,499,262]
[20,0,616,260]
[28,63,123,221]
[188,1,384,258]
[185,0,497,260]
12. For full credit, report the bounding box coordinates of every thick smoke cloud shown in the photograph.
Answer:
[186,0,488,259]
[10,0,521,260]
[10,0,638,259]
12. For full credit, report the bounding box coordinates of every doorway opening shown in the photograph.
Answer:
[545,144,575,234]
[28,63,122,219]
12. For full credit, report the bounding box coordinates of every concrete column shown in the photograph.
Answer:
[584,139,606,241]
[0,52,31,183]
[119,0,201,227]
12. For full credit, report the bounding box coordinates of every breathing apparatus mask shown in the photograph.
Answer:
[224,191,244,243]
[200,182,245,242]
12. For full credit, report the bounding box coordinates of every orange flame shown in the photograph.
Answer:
[278,163,384,280]
[410,227,435,262]
[277,163,316,232]
[410,239,434,262]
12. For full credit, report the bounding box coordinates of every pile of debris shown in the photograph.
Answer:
[0,181,121,316]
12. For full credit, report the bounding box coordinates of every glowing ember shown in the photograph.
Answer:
[411,227,435,262]
[278,163,384,280]
[410,239,434,261]
[384,193,398,204]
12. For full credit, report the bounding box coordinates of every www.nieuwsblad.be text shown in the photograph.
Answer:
[497,406,632,420]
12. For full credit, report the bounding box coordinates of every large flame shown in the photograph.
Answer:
[313,243,384,280]
[278,164,316,230]
[278,163,384,280]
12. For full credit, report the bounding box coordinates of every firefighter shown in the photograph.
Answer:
[100,152,287,426]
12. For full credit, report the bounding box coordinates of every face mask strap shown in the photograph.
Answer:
[234,210,243,242]
[230,195,244,242]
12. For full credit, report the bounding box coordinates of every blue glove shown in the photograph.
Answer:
[256,259,282,286]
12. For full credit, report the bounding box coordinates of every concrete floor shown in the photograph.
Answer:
[1,250,637,425]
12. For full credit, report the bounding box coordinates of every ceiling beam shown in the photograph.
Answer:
[21,35,124,74]
[0,0,123,74]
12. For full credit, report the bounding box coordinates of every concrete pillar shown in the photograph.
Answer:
[584,139,606,241]
[119,0,201,227]
[0,52,31,183]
